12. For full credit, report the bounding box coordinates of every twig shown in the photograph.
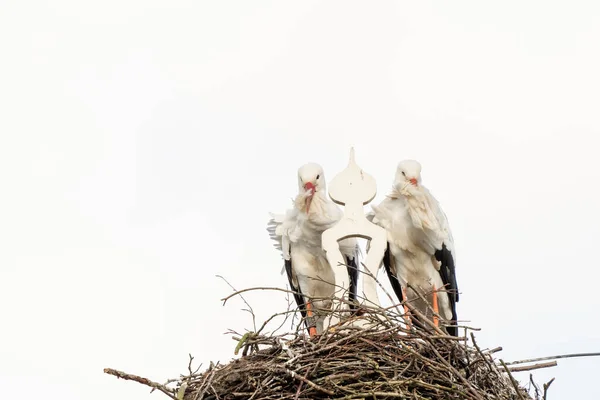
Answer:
[486,346,503,354]
[543,378,555,400]
[507,361,557,373]
[104,368,177,400]
[278,366,335,396]
[217,275,257,332]
[425,337,484,400]
[470,333,494,373]
[221,286,300,304]
[505,352,600,365]
[499,360,525,400]
[192,364,218,400]
[188,354,201,375]
[529,373,541,399]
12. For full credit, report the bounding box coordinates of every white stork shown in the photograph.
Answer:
[267,162,361,337]
[370,160,459,336]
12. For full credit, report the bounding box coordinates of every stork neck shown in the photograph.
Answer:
[311,191,327,205]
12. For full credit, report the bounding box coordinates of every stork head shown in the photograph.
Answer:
[297,162,325,213]
[394,159,422,191]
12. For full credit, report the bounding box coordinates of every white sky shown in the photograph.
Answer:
[1,1,599,399]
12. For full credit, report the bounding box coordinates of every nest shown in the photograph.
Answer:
[175,330,534,399]
[105,287,556,400]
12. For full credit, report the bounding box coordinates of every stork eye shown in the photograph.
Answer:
[401,171,406,177]
[316,174,320,179]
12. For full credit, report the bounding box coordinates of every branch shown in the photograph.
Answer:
[499,360,525,400]
[216,275,257,332]
[104,368,177,400]
[505,352,600,365]
[507,361,557,372]
[221,286,299,304]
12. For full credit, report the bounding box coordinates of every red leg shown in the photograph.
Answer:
[306,302,317,337]
[402,286,412,328]
[432,285,439,328]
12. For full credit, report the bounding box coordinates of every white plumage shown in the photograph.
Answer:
[267,163,360,336]
[370,160,459,336]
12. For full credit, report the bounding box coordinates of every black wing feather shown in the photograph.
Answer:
[284,248,363,331]
[382,243,404,304]
[345,255,359,311]
[283,257,310,332]
[434,243,459,336]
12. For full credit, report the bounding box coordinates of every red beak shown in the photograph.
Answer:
[409,178,418,186]
[304,182,315,212]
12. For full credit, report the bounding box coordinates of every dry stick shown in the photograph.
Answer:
[499,360,526,400]
[339,391,408,399]
[221,287,300,305]
[463,326,471,373]
[455,324,482,331]
[405,282,448,329]
[504,351,600,365]
[104,368,177,400]
[543,378,555,400]
[188,353,201,376]
[529,373,541,399]
[470,333,494,373]
[277,365,335,396]
[423,338,484,400]
[216,275,257,332]
[391,378,465,395]
[255,309,297,336]
[294,359,322,400]
[269,293,296,336]
[284,327,391,365]
[247,385,261,400]
[293,365,312,400]
[391,326,480,399]
[192,364,219,400]
[426,334,466,341]
[486,346,503,354]
[403,299,449,337]
[400,344,457,376]
[507,361,557,373]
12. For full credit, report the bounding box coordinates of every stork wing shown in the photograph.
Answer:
[366,207,405,304]
[434,243,458,336]
[424,188,459,336]
[267,208,305,278]
[283,257,310,331]
[268,210,316,333]
[382,242,404,305]
[423,187,456,260]
[266,213,284,254]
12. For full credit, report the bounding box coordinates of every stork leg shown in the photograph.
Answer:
[402,286,412,329]
[306,302,318,337]
[432,284,439,328]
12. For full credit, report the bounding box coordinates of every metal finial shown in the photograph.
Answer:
[321,146,387,327]
[348,147,356,166]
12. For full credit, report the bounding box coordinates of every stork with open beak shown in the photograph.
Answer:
[268,163,360,337]
[370,160,459,336]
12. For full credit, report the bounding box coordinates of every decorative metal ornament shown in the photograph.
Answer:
[322,148,387,329]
